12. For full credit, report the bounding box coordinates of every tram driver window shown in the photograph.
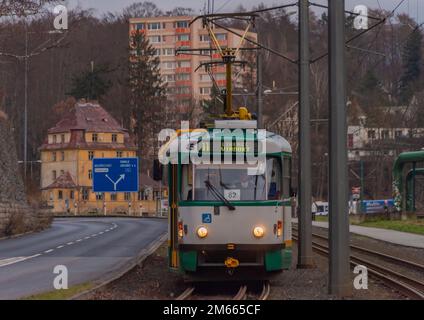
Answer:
[181,164,193,201]
[267,158,282,200]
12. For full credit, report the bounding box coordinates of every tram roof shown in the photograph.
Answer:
[159,128,292,162]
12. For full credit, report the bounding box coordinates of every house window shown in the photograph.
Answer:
[200,34,210,42]
[112,134,117,143]
[88,170,93,180]
[147,22,161,30]
[96,193,104,201]
[177,61,190,68]
[216,33,227,41]
[200,74,210,81]
[110,193,117,201]
[381,130,390,140]
[92,133,98,142]
[53,135,57,143]
[163,74,175,82]
[61,151,65,161]
[88,151,94,160]
[138,191,144,201]
[177,34,190,41]
[176,21,189,28]
[148,35,161,43]
[60,170,65,176]
[200,87,211,95]
[395,130,403,138]
[58,190,63,200]
[176,73,190,81]
[61,134,65,143]
[117,151,123,158]
[52,152,57,162]
[52,170,57,181]
[124,192,131,201]
[162,61,175,69]
[70,191,74,199]
[162,48,175,56]
[367,130,376,140]
[134,23,145,30]
[82,188,89,200]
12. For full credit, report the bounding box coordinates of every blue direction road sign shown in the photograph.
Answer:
[93,158,139,193]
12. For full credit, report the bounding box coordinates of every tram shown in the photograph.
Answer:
[161,119,293,280]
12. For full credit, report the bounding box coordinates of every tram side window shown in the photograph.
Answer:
[282,157,291,198]
[180,164,193,201]
[267,158,282,200]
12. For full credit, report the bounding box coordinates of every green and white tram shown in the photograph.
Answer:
[163,119,293,279]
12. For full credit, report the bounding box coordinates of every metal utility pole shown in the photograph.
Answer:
[257,48,264,128]
[297,0,314,268]
[328,0,351,296]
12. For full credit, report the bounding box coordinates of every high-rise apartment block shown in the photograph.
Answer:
[129,16,257,110]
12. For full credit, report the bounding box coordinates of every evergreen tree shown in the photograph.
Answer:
[399,30,423,104]
[68,64,112,100]
[128,30,166,167]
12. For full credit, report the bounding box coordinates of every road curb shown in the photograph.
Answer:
[0,230,35,242]
[69,232,168,300]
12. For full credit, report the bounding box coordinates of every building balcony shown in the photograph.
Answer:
[175,67,192,73]
[175,93,192,99]
[176,40,191,48]
[175,80,192,86]
[130,29,146,36]
[176,27,191,34]
[216,79,227,86]
[211,66,226,73]
[176,54,192,60]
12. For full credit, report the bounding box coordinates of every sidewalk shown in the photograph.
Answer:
[292,219,424,249]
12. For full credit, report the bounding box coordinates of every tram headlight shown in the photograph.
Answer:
[197,226,208,238]
[253,226,265,238]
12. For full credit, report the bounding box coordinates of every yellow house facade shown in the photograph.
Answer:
[39,101,166,216]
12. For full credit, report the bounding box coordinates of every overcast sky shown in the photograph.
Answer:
[65,0,424,22]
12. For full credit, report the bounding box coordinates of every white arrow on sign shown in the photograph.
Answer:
[105,174,125,191]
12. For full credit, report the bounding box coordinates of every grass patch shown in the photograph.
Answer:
[314,215,328,222]
[22,282,94,300]
[355,219,424,235]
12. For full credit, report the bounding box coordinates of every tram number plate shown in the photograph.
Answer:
[224,189,240,201]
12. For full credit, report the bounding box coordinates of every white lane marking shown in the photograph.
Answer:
[0,254,41,268]
[0,222,119,268]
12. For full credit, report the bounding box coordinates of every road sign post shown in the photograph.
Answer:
[93,158,139,193]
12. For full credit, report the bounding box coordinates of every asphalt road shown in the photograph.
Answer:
[0,217,167,300]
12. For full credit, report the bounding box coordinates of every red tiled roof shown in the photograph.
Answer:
[39,101,137,151]
[43,172,77,190]
[48,101,125,134]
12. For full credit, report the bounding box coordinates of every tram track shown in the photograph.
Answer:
[175,281,271,301]
[292,229,424,299]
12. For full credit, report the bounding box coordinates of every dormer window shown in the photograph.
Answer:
[112,134,117,143]
[92,133,98,142]
[53,135,57,144]
[61,134,65,143]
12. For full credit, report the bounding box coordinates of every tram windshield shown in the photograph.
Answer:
[181,158,285,202]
